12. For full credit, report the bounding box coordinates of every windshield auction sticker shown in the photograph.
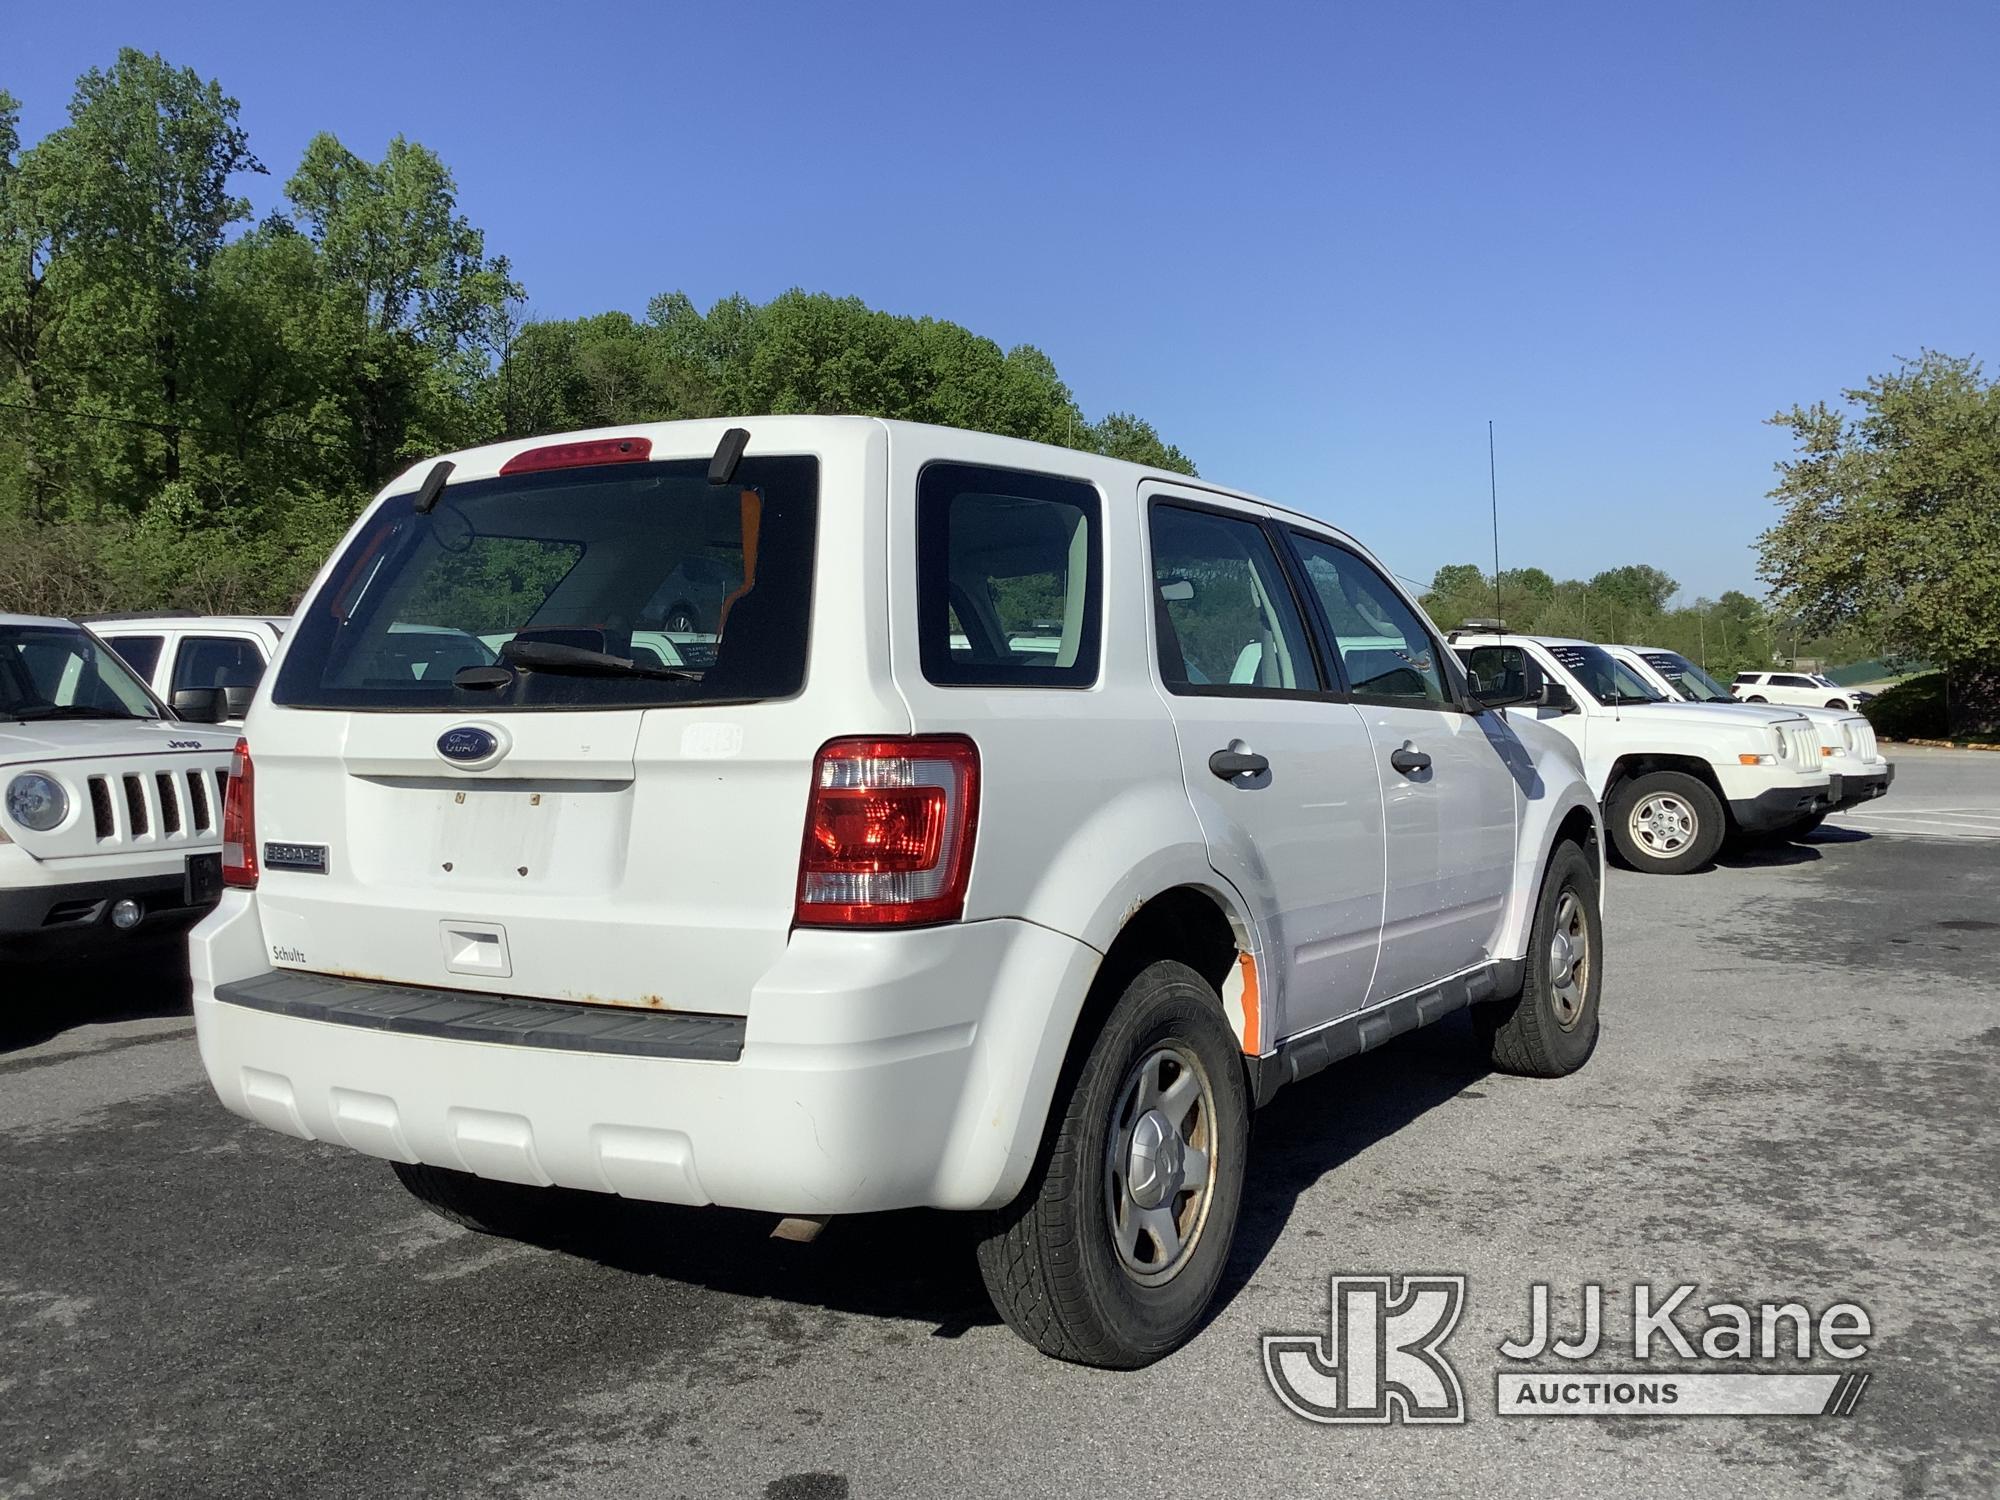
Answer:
[1264,1276,1872,1424]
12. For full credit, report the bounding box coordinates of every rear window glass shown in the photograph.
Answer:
[273,456,818,710]
[917,462,1101,688]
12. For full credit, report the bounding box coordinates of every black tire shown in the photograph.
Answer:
[662,601,701,633]
[1787,811,1829,840]
[975,960,1249,1368]
[1746,694,1767,703]
[1607,770,1726,874]
[1825,699,1849,710]
[1474,842,1601,1077]
[391,1160,546,1236]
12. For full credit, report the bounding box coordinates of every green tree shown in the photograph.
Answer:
[1760,352,2000,732]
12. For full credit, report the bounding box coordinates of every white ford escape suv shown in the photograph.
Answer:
[191,417,1605,1367]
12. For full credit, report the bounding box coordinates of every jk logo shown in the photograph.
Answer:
[1263,1275,1467,1424]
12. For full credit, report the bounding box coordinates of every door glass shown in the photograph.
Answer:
[171,636,267,693]
[1149,504,1321,693]
[103,634,165,679]
[1286,534,1448,706]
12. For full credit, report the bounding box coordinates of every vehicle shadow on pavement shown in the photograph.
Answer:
[0,946,193,1053]
[1211,1016,1491,1316]
[445,1020,1492,1347]
[1712,840,1829,870]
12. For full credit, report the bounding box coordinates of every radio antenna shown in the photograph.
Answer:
[1488,420,1502,631]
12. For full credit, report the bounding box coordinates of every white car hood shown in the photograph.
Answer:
[0,716,240,768]
[1613,701,1806,732]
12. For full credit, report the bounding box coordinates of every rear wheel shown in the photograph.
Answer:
[1746,694,1767,703]
[392,1160,546,1236]
[976,960,1249,1368]
[1475,842,1601,1076]
[1608,770,1725,874]
[1825,699,1849,710]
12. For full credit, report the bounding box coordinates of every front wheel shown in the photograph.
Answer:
[1825,699,1849,710]
[976,960,1249,1368]
[1608,770,1726,874]
[1475,841,1602,1076]
[1746,694,1767,703]
[1787,811,1829,840]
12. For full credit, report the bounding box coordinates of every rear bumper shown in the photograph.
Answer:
[190,892,1101,1216]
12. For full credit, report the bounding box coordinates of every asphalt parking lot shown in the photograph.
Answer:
[4,746,1996,1500]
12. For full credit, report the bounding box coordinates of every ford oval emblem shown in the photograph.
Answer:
[437,726,501,765]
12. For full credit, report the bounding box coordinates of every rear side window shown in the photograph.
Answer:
[103,634,164,679]
[1149,503,1322,694]
[274,456,819,710]
[917,463,1101,688]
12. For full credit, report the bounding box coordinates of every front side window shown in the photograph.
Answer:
[274,455,819,710]
[172,636,267,693]
[917,463,1101,688]
[1,625,161,722]
[1286,532,1447,706]
[1149,503,1321,694]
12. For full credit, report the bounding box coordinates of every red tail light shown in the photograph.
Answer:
[220,737,257,889]
[796,737,979,927]
[498,436,652,475]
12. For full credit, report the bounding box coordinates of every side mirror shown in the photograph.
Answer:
[170,687,225,723]
[221,685,257,719]
[1537,678,1578,713]
[1157,578,1195,603]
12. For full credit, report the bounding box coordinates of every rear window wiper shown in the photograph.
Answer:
[489,639,703,682]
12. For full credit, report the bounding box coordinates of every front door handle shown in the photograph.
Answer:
[1390,745,1432,775]
[1208,747,1270,781]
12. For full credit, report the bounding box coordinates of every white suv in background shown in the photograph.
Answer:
[91,615,287,725]
[1606,645,1893,831]
[191,416,1604,1368]
[2,615,238,956]
[1449,631,1830,874]
[1731,670,1863,710]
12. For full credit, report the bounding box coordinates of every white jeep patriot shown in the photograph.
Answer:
[2,615,237,955]
[1450,631,1831,874]
[1604,644,1893,834]
[191,417,1605,1366]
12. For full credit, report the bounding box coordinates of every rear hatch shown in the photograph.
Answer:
[254,436,891,1014]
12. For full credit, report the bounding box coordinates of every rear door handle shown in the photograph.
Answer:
[1208,747,1270,781]
[1390,745,1432,775]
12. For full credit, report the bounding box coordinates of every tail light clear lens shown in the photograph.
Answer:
[221,737,258,889]
[796,737,978,927]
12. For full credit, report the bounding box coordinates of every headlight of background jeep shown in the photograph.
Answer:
[5,772,70,832]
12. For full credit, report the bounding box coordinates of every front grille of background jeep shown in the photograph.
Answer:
[83,768,212,845]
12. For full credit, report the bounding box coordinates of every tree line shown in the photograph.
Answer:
[0,50,1192,616]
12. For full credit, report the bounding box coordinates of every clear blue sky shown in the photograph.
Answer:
[13,1,1998,600]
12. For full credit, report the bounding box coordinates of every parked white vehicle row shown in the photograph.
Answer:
[1448,631,1832,874]
[187,416,1607,1367]
[1606,645,1893,830]
[1,615,237,954]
